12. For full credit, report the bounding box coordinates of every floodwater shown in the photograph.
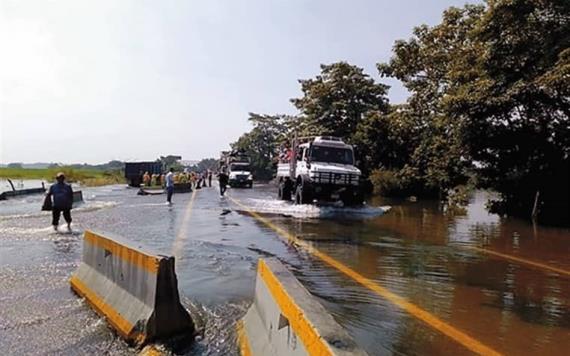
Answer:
[0,182,568,355]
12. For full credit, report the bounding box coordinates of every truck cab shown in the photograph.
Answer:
[228,161,253,188]
[220,150,253,188]
[276,136,363,205]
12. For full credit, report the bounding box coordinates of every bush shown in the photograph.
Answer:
[369,169,402,196]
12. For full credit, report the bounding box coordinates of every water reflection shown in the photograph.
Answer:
[270,190,570,355]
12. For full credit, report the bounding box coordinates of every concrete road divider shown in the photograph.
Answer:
[70,230,194,346]
[239,258,367,356]
[72,190,83,204]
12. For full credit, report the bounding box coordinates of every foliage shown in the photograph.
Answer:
[190,158,218,172]
[159,155,183,171]
[369,169,403,196]
[444,0,570,224]
[291,62,390,142]
[378,5,482,197]
[7,162,23,169]
[231,113,290,180]
[0,167,124,186]
[67,160,125,171]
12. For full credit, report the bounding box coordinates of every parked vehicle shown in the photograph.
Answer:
[220,150,253,188]
[276,136,363,205]
[124,161,162,187]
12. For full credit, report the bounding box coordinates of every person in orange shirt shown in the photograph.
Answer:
[142,171,151,186]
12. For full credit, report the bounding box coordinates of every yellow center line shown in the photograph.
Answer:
[463,246,570,277]
[228,195,502,356]
[171,189,197,258]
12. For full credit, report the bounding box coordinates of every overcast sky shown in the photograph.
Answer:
[0,0,477,164]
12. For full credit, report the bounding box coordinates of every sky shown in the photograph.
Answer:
[0,0,478,164]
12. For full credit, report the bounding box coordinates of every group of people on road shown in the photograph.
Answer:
[164,167,230,203]
[141,170,213,190]
[43,166,232,230]
[142,172,164,187]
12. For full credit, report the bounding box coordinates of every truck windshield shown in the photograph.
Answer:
[230,164,250,171]
[310,146,354,165]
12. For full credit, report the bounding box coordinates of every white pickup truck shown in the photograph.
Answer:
[276,136,364,205]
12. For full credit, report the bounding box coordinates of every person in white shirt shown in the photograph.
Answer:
[165,168,175,204]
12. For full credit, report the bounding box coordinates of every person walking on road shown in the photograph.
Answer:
[208,170,212,187]
[165,168,175,204]
[46,172,74,232]
[218,167,229,197]
[202,171,209,188]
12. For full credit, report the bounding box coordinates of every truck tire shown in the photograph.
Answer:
[278,180,292,201]
[295,181,312,205]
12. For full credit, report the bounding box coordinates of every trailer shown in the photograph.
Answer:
[124,162,163,187]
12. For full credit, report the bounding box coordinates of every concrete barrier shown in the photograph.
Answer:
[73,190,83,204]
[70,230,194,346]
[239,258,367,356]
[0,187,46,200]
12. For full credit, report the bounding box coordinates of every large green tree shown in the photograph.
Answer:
[378,5,482,195]
[445,0,570,224]
[381,0,569,224]
[291,62,390,141]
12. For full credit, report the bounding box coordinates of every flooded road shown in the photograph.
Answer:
[0,183,568,355]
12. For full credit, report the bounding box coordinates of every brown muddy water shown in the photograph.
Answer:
[0,182,568,355]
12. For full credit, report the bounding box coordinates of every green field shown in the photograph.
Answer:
[0,167,124,187]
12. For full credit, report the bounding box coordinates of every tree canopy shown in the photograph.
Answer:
[291,62,390,141]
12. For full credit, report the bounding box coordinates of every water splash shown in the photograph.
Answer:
[235,197,390,219]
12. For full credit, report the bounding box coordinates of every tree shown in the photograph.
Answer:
[159,155,183,171]
[231,113,290,180]
[291,62,390,141]
[191,158,218,172]
[444,0,570,224]
[351,106,418,176]
[378,5,482,196]
[105,160,124,170]
[381,0,569,224]
[7,162,23,169]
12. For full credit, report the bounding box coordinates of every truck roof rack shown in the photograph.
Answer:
[315,136,343,142]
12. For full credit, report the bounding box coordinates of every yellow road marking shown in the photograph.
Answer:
[139,345,165,356]
[171,189,197,258]
[228,196,502,356]
[464,246,570,277]
[258,259,333,355]
[85,230,160,274]
[236,320,252,356]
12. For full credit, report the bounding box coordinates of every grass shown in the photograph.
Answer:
[0,167,125,187]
